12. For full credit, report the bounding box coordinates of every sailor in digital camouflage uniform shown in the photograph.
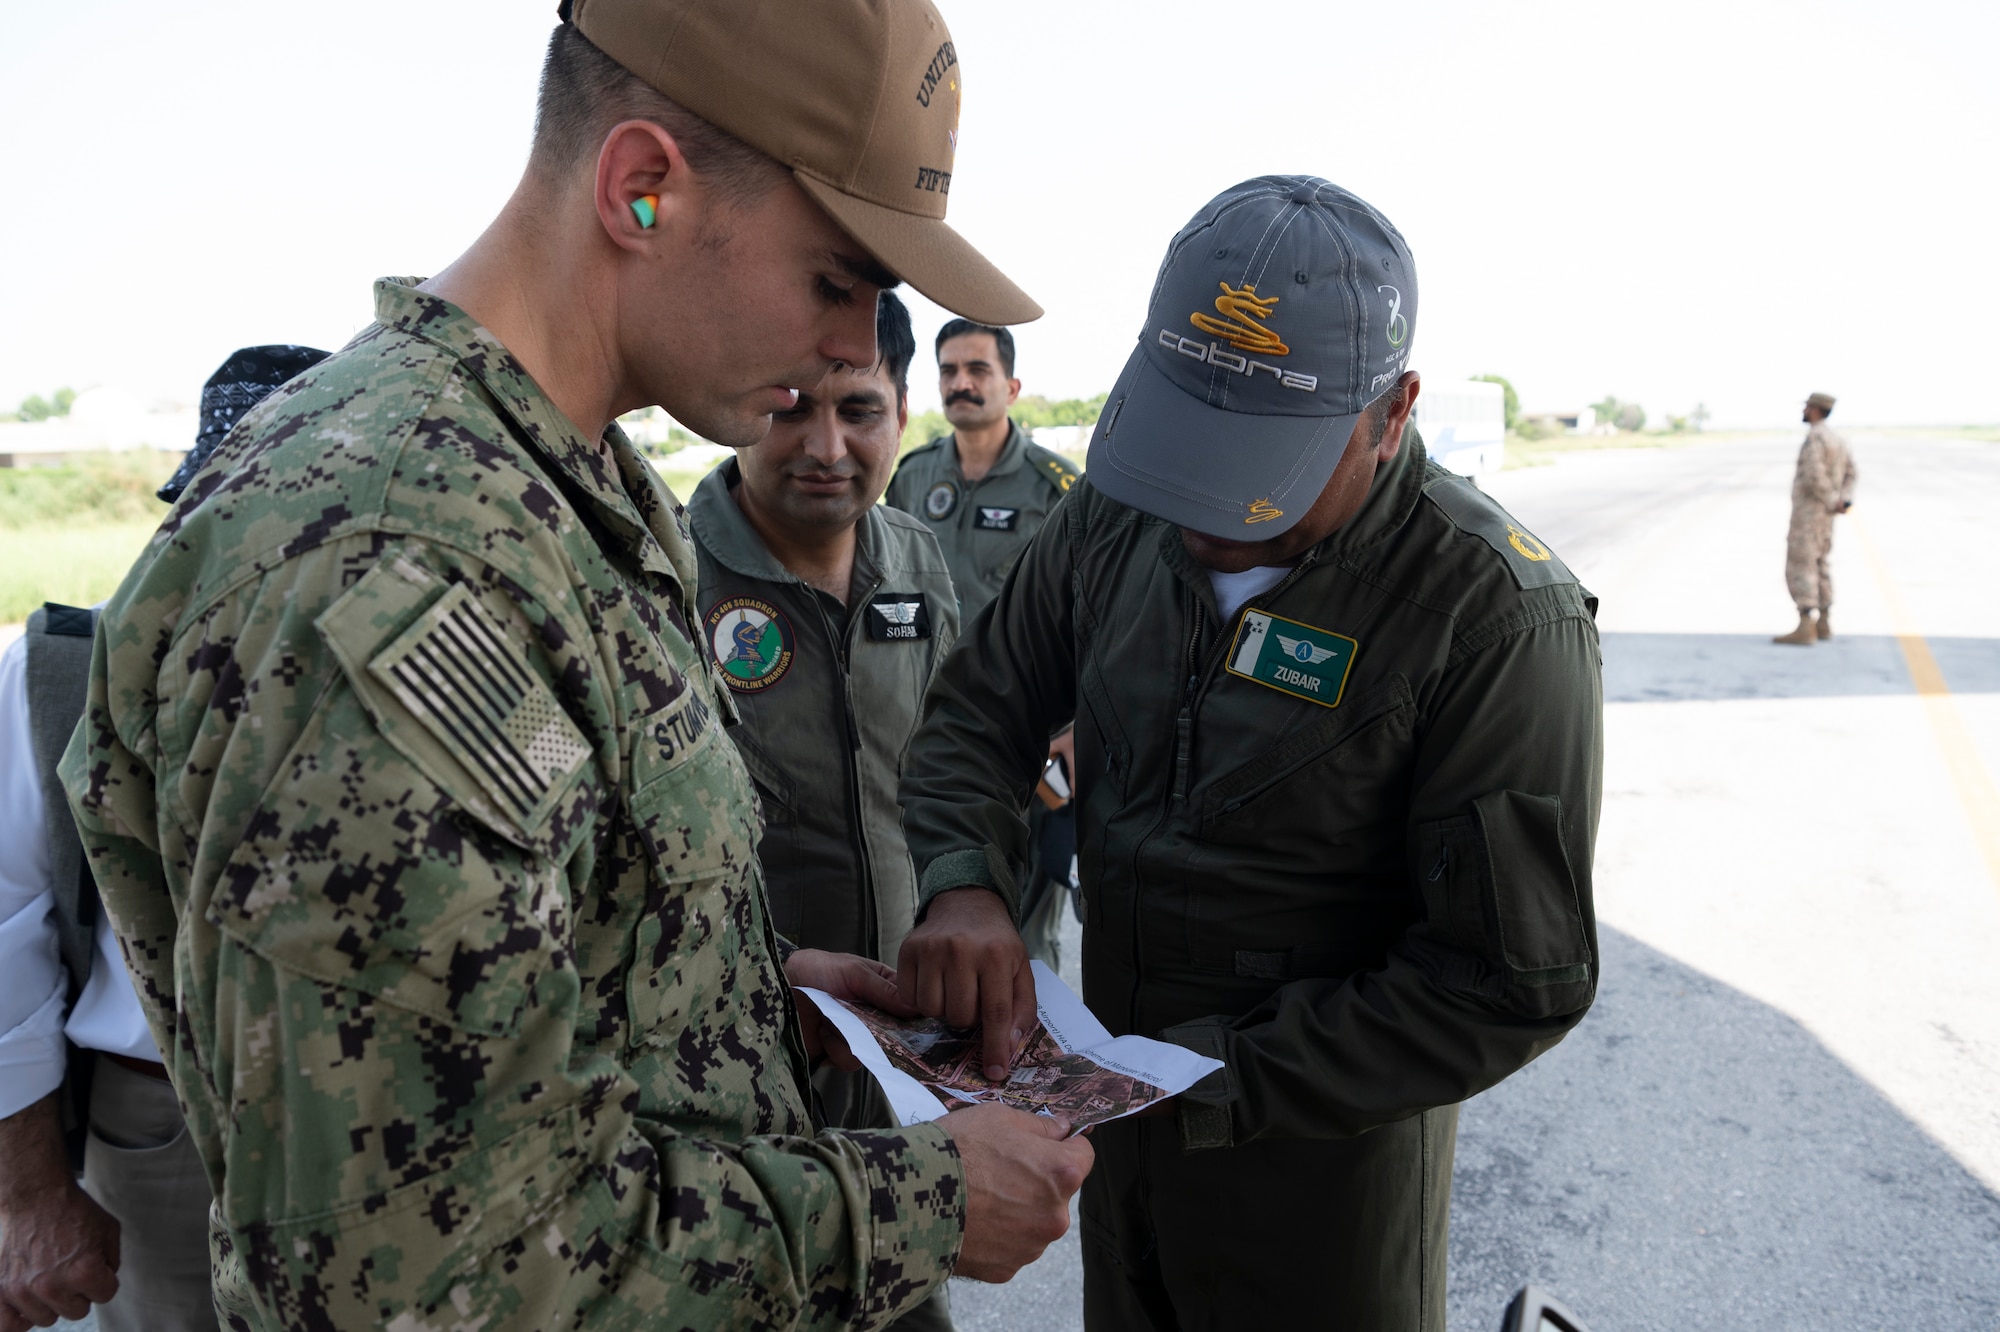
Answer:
[896,177,1603,1331]
[59,5,1090,1329]
[883,321,1079,975]
[1773,391,1858,645]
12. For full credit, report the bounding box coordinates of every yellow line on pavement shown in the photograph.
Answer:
[1853,514,2000,894]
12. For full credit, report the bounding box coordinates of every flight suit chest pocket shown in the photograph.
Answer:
[624,683,763,1047]
[1196,674,1416,853]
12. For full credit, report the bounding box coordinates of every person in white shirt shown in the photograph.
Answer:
[0,345,324,1332]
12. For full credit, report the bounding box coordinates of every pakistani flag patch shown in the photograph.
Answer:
[1224,609,1358,708]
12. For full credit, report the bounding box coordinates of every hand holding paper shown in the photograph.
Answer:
[801,961,1223,1134]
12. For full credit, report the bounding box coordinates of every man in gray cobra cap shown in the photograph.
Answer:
[892,176,1605,1328]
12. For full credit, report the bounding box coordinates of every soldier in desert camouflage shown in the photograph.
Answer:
[1773,391,1858,645]
[58,3,1090,1329]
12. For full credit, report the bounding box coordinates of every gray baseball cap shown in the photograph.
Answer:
[1087,176,1417,539]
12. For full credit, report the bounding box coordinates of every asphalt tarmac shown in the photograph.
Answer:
[951,430,2000,1331]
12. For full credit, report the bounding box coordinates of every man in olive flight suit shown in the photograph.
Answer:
[885,321,1079,974]
[58,6,1092,1330]
[895,176,1604,1331]
[689,290,960,1331]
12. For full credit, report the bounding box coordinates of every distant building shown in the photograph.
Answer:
[1030,424,1093,462]
[1418,380,1507,479]
[1520,407,1602,435]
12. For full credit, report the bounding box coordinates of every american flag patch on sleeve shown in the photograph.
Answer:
[367,583,592,832]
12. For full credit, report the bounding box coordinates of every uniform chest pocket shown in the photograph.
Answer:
[623,685,764,1048]
[1195,674,1416,856]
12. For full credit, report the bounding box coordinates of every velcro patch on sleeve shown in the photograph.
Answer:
[368,583,591,834]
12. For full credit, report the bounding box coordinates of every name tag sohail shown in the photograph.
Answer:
[867,592,933,641]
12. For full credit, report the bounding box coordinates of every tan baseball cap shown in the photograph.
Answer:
[564,0,1040,325]
[1806,391,1836,411]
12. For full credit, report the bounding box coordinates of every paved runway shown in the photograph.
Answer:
[954,430,2000,1331]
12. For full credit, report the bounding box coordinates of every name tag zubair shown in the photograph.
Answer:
[1225,609,1358,708]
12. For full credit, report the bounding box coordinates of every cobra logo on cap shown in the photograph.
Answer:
[1190,283,1289,356]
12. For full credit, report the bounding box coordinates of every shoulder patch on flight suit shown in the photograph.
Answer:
[1422,479,1575,590]
[1032,450,1078,493]
[866,592,934,641]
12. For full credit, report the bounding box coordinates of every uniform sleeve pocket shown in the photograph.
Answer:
[1415,791,1592,1015]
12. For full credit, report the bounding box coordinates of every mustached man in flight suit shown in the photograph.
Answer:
[885,322,1079,974]
[894,176,1605,1330]
[685,290,959,1329]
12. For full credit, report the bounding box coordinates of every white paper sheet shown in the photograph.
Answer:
[801,961,1223,1130]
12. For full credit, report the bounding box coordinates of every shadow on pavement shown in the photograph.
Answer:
[1602,632,2000,703]
[1448,927,2000,1332]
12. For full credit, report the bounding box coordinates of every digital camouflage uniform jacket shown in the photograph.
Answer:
[882,423,1076,621]
[900,437,1604,1151]
[60,279,963,1331]
[687,462,960,965]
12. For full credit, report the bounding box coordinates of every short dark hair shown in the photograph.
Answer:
[530,24,782,202]
[935,319,1016,378]
[876,292,915,407]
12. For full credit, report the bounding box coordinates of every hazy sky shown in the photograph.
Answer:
[3,0,1994,427]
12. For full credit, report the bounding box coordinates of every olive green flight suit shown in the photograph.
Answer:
[686,459,960,968]
[885,423,1080,971]
[900,436,1604,1331]
[883,421,1078,623]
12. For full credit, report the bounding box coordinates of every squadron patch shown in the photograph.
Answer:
[924,480,959,520]
[706,596,794,692]
[867,592,933,641]
[974,506,1019,531]
[1225,609,1358,709]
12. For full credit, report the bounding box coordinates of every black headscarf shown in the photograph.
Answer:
[158,344,330,503]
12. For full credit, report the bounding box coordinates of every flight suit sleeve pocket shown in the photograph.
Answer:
[1415,791,1592,1016]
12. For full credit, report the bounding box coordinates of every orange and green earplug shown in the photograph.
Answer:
[630,194,659,228]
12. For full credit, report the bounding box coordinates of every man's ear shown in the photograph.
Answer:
[594,119,693,254]
[896,394,909,434]
[1005,376,1022,406]
[1378,371,1421,461]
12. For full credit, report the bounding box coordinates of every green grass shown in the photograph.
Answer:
[0,518,164,623]
[0,452,177,625]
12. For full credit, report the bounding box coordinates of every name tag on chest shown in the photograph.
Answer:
[1225,610,1358,708]
[867,592,933,641]
[974,506,1020,531]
